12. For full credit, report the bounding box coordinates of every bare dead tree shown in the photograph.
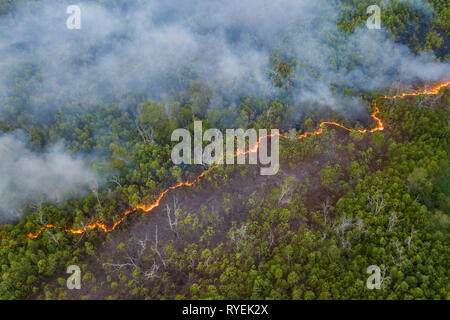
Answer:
[45,229,59,245]
[322,198,331,225]
[136,123,154,143]
[133,110,154,143]
[392,239,404,267]
[407,227,415,249]
[367,190,386,215]
[380,266,392,289]
[30,201,43,216]
[103,237,146,273]
[137,233,149,257]
[189,254,196,270]
[103,258,136,273]
[152,225,166,268]
[278,186,290,205]
[333,216,366,249]
[34,209,59,245]
[143,260,161,279]
[334,216,353,249]
[202,252,211,269]
[103,233,162,279]
[388,212,398,231]
[166,197,180,237]
[266,107,272,120]
[74,231,87,247]
[230,224,249,250]
[110,175,122,188]
[354,218,366,233]
[278,176,297,205]
[268,230,275,249]
[91,183,104,214]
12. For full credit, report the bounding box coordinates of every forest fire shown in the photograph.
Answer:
[1,82,448,248]
[382,81,450,99]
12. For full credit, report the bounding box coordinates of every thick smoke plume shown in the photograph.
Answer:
[0,131,97,223]
[0,0,448,113]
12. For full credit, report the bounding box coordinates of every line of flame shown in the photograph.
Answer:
[1,82,448,247]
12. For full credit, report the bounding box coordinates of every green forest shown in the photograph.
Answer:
[0,0,449,300]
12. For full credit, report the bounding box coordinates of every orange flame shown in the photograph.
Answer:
[382,81,450,99]
[1,81,448,247]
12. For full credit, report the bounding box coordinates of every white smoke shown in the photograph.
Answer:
[0,0,447,113]
[0,131,97,222]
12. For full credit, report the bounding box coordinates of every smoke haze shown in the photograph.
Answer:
[0,131,97,222]
[0,0,448,112]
